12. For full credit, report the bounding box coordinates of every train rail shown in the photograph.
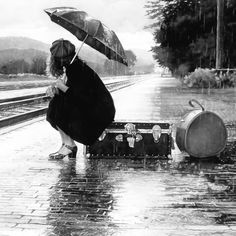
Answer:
[0,77,144,129]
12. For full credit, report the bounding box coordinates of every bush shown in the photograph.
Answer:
[229,73,236,87]
[216,72,236,88]
[183,68,236,88]
[183,68,217,88]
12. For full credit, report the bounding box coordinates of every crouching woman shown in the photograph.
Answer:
[46,39,115,159]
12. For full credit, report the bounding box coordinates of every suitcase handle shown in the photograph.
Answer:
[188,99,205,111]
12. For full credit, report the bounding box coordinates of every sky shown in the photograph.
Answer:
[0,0,156,63]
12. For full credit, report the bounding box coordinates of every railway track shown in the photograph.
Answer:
[0,77,143,129]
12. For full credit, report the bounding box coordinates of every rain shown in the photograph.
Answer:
[0,0,236,235]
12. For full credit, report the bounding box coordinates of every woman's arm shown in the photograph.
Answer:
[46,85,59,97]
[55,79,69,93]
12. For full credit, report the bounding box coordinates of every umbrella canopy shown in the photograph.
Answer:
[44,7,128,66]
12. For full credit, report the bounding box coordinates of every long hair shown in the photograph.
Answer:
[47,54,75,78]
[46,54,87,78]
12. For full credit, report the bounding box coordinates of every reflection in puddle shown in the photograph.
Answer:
[47,152,236,235]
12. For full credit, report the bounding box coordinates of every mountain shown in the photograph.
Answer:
[0,36,106,65]
[0,36,156,74]
[0,36,50,52]
[0,48,48,64]
[0,36,49,66]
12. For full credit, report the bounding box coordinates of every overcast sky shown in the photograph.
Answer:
[0,0,155,62]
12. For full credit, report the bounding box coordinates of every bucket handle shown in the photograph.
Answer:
[189,99,205,111]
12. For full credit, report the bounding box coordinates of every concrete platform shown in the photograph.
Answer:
[0,74,236,236]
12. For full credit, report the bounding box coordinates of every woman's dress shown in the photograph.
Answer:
[46,59,115,145]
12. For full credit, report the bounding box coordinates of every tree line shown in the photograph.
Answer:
[145,0,236,76]
[0,57,46,75]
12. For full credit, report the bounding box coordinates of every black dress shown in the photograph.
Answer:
[46,58,115,145]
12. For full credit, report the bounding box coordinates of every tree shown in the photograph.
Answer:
[125,50,137,67]
[145,0,236,75]
[216,0,224,69]
[30,57,47,75]
[0,56,47,75]
[0,60,30,74]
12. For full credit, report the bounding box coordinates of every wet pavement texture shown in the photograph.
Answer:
[0,74,236,235]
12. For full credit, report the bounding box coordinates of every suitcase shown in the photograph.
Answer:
[176,99,227,158]
[84,122,172,158]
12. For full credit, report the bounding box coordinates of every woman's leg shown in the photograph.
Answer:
[49,126,77,159]
[57,127,76,155]
[58,127,65,144]
[49,128,65,157]
[57,127,76,146]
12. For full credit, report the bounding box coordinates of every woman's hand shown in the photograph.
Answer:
[55,78,69,93]
[46,85,56,98]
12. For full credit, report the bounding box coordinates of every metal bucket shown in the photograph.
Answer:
[176,99,227,158]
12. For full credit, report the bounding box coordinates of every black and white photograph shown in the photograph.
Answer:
[0,0,236,235]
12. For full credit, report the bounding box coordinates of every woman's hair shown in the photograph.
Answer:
[47,38,76,78]
[46,55,85,78]
[47,56,67,78]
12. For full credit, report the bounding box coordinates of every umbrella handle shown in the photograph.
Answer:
[70,34,89,64]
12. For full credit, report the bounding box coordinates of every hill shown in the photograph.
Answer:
[0,36,156,74]
[0,48,48,64]
[0,36,106,65]
[0,36,50,52]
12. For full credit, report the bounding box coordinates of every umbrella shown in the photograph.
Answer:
[44,7,128,66]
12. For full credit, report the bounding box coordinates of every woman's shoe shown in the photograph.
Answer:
[49,153,64,160]
[49,144,77,160]
[65,145,78,159]
[49,143,64,158]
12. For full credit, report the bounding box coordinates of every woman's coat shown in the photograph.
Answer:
[47,58,115,145]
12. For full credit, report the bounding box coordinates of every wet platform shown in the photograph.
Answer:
[0,74,236,236]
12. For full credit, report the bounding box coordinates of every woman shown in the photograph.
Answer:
[46,39,115,159]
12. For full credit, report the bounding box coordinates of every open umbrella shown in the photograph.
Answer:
[44,7,128,66]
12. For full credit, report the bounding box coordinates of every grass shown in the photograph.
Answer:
[160,85,236,124]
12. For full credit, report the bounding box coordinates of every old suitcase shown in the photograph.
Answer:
[176,99,227,158]
[84,122,172,158]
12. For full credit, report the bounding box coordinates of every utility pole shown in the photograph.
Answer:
[216,0,224,69]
